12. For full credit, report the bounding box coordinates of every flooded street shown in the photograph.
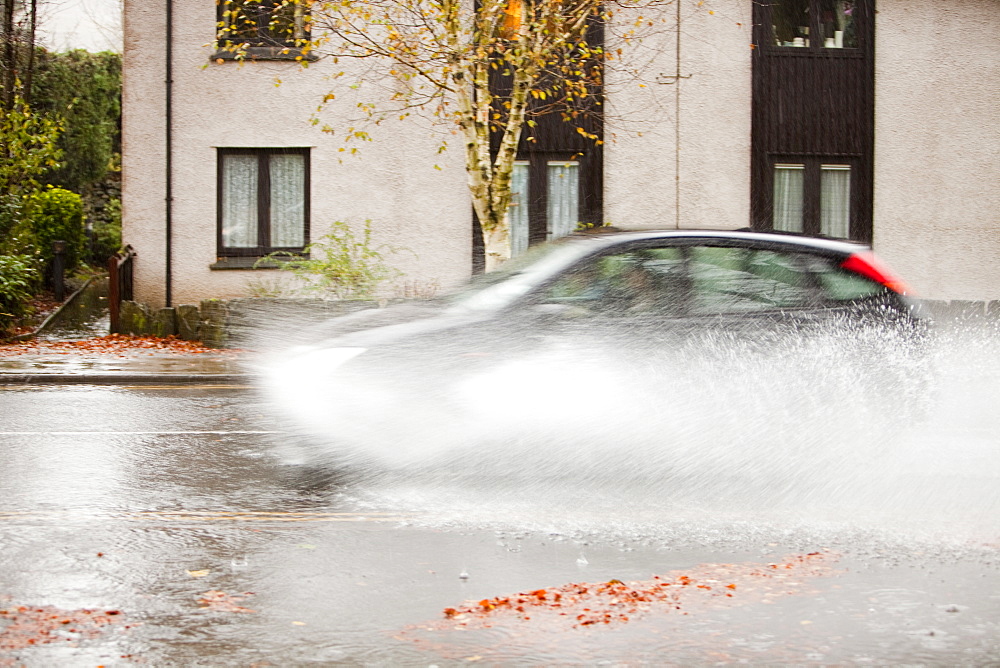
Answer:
[0,312,1000,666]
[0,374,1000,666]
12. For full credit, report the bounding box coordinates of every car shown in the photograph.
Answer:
[261,229,929,469]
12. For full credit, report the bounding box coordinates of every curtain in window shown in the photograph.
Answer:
[508,162,530,257]
[269,154,306,247]
[772,163,804,233]
[222,154,258,248]
[547,161,579,240]
[820,164,851,238]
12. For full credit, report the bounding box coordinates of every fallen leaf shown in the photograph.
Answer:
[186,570,210,578]
[197,591,256,613]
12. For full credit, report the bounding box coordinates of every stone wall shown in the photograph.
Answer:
[116,298,385,348]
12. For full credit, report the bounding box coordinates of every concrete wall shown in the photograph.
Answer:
[873,0,1000,301]
[123,0,472,308]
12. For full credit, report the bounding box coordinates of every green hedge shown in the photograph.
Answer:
[30,186,84,271]
[0,253,40,336]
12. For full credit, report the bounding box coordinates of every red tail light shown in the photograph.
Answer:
[841,251,913,295]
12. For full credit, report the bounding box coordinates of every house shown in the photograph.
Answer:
[122,0,999,310]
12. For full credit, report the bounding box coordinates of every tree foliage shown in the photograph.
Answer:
[0,91,62,252]
[31,49,121,193]
[217,0,667,269]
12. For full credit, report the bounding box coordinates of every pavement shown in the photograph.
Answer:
[0,349,252,385]
[0,277,254,386]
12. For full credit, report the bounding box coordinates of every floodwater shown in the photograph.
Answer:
[1,315,1000,664]
[37,277,111,341]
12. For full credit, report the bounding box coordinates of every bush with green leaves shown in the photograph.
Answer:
[29,186,85,270]
[90,196,122,261]
[0,93,63,248]
[0,254,40,336]
[258,220,406,300]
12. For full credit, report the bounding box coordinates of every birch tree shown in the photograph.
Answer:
[218,0,667,269]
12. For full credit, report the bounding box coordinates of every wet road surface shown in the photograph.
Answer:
[1,383,999,665]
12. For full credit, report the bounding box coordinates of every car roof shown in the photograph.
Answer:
[567,228,869,256]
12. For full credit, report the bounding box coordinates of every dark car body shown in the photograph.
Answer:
[262,230,928,466]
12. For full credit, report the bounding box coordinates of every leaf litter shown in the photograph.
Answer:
[0,604,130,653]
[0,334,242,357]
[420,551,838,633]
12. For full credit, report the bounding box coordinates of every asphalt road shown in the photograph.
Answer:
[1,382,998,665]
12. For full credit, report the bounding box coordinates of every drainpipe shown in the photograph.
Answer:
[165,0,174,306]
[674,0,681,229]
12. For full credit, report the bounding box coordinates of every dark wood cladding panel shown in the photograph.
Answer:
[754,54,873,157]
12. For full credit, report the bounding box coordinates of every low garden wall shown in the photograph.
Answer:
[115,298,387,348]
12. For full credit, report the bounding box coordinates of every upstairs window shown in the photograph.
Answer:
[217,148,310,257]
[769,0,859,50]
[216,0,309,52]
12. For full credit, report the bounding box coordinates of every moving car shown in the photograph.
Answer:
[262,229,928,467]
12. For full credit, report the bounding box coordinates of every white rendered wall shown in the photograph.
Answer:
[123,0,472,308]
[603,1,753,231]
[873,0,1000,301]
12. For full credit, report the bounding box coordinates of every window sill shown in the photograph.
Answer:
[211,256,305,270]
[211,47,318,63]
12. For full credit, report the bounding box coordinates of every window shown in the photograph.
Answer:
[771,158,853,238]
[686,247,816,314]
[546,160,580,241]
[768,0,858,50]
[215,0,314,60]
[217,148,309,257]
[508,161,530,257]
[503,158,582,258]
[540,245,820,317]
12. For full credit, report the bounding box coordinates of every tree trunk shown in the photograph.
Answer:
[23,0,36,104]
[2,0,16,109]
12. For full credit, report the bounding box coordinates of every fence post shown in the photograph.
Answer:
[108,252,121,333]
[107,246,136,334]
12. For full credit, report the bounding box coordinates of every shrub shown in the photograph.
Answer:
[0,254,41,336]
[30,186,85,271]
[258,220,407,300]
[89,196,122,263]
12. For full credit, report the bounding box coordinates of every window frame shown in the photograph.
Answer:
[216,147,311,259]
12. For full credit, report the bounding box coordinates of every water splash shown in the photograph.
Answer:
[256,312,1000,542]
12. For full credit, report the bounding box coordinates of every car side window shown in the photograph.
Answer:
[542,247,689,316]
[687,247,817,315]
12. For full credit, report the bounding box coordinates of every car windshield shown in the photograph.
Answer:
[445,238,595,313]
